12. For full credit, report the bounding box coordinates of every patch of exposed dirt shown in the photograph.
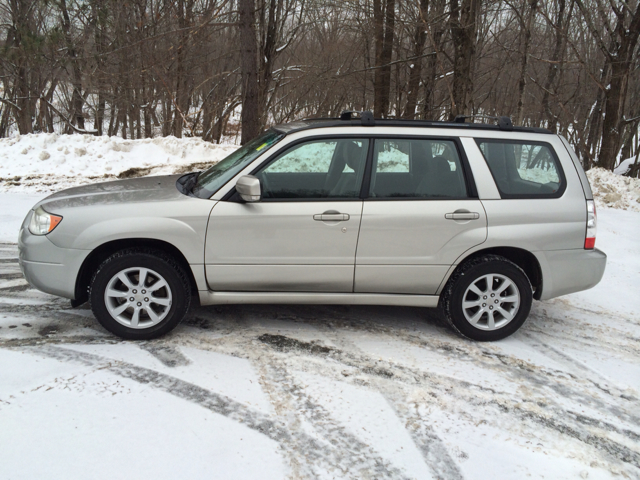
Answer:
[117,167,154,179]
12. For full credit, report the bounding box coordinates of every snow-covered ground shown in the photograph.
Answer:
[1,134,639,479]
[0,133,239,194]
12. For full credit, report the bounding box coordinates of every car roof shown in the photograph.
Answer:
[273,114,552,135]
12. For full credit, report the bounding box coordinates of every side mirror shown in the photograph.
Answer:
[236,175,261,202]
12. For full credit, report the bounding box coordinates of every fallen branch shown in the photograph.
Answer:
[42,98,98,134]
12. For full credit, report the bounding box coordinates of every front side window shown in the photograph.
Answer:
[192,130,284,198]
[475,139,565,198]
[369,139,467,198]
[256,138,369,199]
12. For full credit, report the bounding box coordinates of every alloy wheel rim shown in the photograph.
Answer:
[104,267,172,329]
[462,273,520,331]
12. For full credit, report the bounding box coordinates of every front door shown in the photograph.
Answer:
[354,138,488,294]
[205,137,369,292]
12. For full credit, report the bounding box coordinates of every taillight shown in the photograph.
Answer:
[585,200,596,249]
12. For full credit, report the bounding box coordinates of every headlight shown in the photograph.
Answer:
[28,206,63,235]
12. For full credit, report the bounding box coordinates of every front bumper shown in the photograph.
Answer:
[535,248,607,301]
[18,212,90,300]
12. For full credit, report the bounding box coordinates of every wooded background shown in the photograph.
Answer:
[1,0,639,173]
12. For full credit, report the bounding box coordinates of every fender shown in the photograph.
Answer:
[45,198,217,265]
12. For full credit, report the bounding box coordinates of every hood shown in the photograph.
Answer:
[37,175,187,211]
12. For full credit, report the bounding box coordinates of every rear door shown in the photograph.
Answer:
[354,137,487,294]
[205,137,369,292]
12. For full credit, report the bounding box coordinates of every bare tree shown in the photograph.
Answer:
[373,0,395,117]
[449,0,480,118]
[402,0,429,119]
[0,0,638,169]
[575,0,640,169]
[239,0,261,143]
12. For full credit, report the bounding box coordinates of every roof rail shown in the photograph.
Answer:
[339,110,375,126]
[453,114,514,131]
[275,113,551,135]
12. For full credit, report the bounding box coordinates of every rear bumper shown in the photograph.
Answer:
[535,248,607,301]
[18,214,90,300]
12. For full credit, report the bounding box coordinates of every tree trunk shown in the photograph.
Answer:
[143,80,152,138]
[374,0,396,118]
[516,0,537,125]
[421,0,446,120]
[239,0,261,144]
[620,119,639,162]
[60,0,85,130]
[598,61,633,169]
[403,0,429,119]
[449,0,480,119]
[96,94,105,136]
[540,0,570,130]
[8,0,34,134]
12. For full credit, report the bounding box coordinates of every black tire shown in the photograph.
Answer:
[89,248,191,340]
[440,255,532,341]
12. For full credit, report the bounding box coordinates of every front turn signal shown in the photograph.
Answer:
[28,206,63,235]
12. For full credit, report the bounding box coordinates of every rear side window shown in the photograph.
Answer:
[475,139,565,198]
[369,139,468,199]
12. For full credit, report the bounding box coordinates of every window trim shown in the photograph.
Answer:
[474,138,567,199]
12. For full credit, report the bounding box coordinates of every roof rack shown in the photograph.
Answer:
[339,110,375,125]
[273,111,551,135]
[453,114,514,131]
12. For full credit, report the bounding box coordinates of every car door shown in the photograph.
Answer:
[205,137,369,292]
[354,137,488,295]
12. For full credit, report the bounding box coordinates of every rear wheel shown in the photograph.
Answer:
[440,255,532,341]
[90,249,191,340]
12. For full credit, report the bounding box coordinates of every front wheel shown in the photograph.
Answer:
[440,255,532,341]
[90,249,191,340]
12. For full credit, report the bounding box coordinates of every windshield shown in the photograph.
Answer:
[192,130,285,198]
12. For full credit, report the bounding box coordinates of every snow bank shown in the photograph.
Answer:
[614,156,639,175]
[587,167,640,212]
[0,133,239,193]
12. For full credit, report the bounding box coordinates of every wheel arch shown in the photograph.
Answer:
[73,238,199,306]
[443,246,543,300]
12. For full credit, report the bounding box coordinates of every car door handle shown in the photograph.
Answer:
[313,213,350,221]
[445,212,480,220]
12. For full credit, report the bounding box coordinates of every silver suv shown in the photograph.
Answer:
[18,113,606,341]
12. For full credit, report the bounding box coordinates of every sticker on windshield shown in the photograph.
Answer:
[256,143,268,151]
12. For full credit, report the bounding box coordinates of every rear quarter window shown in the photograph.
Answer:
[475,139,566,198]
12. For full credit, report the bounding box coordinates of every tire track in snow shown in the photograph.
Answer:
[207,303,414,478]
[521,331,638,400]
[11,344,410,479]
[257,333,640,472]
[314,319,466,480]
[256,357,412,479]
[138,343,191,367]
[525,311,640,355]
[361,323,640,431]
